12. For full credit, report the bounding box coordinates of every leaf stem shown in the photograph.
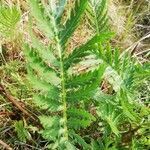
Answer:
[56,36,68,141]
[51,16,68,141]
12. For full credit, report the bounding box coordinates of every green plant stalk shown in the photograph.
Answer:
[51,16,68,141]
[57,37,68,141]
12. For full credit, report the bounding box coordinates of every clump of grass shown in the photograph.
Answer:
[108,0,136,49]
[108,0,150,51]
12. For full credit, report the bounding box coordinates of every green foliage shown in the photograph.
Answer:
[94,46,150,149]
[67,108,96,130]
[0,0,149,149]
[86,0,108,34]
[24,0,112,149]
[97,102,121,136]
[0,5,21,40]
[23,0,150,149]
[14,120,31,142]
[60,0,88,46]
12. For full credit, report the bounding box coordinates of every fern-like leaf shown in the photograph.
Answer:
[67,64,106,103]
[0,5,21,40]
[60,0,88,46]
[97,103,121,136]
[68,108,96,130]
[86,0,108,34]
[29,0,54,39]
[25,0,112,148]
[64,32,113,69]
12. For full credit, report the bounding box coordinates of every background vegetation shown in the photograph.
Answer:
[0,0,149,149]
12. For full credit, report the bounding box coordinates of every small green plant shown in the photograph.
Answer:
[92,46,150,149]
[0,5,21,64]
[0,5,21,41]
[24,0,111,149]
[14,120,31,143]
[24,0,150,149]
